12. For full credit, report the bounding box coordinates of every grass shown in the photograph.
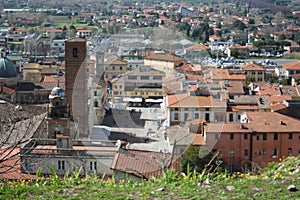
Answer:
[0,156,299,200]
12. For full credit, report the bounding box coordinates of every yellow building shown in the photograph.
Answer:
[111,65,165,101]
[104,57,128,80]
[144,53,187,77]
[241,62,265,82]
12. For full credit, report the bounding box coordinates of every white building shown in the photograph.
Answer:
[165,93,227,126]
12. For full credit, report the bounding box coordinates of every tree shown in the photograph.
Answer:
[231,20,246,30]
[253,41,266,56]
[181,146,222,174]
[294,32,300,44]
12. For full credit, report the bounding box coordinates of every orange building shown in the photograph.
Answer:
[205,112,300,172]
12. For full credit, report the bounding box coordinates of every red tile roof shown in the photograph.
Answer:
[0,146,36,180]
[207,112,300,133]
[257,85,281,96]
[268,95,292,104]
[241,62,265,71]
[167,94,226,107]
[282,61,300,71]
[1,86,16,95]
[43,76,65,83]
[111,149,180,180]
[185,44,210,51]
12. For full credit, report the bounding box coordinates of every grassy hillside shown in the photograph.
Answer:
[0,156,299,200]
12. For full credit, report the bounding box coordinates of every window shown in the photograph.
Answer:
[244,133,248,140]
[288,148,292,155]
[184,108,189,111]
[73,48,78,57]
[205,113,210,121]
[256,135,259,140]
[58,160,65,170]
[244,149,248,156]
[230,134,234,140]
[112,66,115,70]
[230,150,234,157]
[273,149,278,157]
[215,133,219,140]
[195,108,199,111]
[195,113,199,119]
[174,108,179,111]
[274,133,278,140]
[205,108,210,111]
[184,113,189,121]
[141,76,149,80]
[252,72,255,75]
[153,76,162,80]
[229,113,234,122]
[288,133,293,140]
[57,139,62,148]
[128,76,137,80]
[120,66,123,70]
[263,133,267,140]
[174,113,179,121]
[90,161,97,171]
[94,101,98,107]
[263,149,267,155]
[94,91,97,96]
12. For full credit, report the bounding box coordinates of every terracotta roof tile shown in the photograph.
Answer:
[268,95,292,104]
[111,149,180,180]
[257,85,281,96]
[241,62,265,71]
[0,146,36,180]
[167,94,211,107]
[282,61,300,71]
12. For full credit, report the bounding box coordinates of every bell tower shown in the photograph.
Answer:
[64,37,88,138]
[46,87,72,149]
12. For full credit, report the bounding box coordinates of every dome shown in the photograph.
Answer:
[49,87,66,99]
[0,57,17,78]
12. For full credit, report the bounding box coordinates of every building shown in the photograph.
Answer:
[227,46,251,58]
[76,29,93,38]
[104,56,128,80]
[20,86,117,176]
[165,93,227,126]
[241,62,265,82]
[277,61,300,79]
[0,56,18,86]
[64,37,88,136]
[111,65,165,103]
[205,112,300,172]
[144,53,187,77]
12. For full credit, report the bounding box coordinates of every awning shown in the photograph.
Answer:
[145,99,163,103]
[123,97,143,102]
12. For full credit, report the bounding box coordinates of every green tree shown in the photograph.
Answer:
[181,146,222,174]
[294,32,300,44]
[231,20,246,30]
